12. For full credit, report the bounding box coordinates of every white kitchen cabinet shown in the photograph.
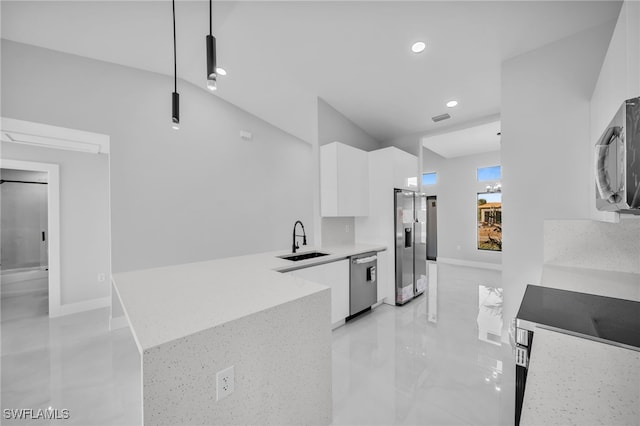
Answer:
[286,259,349,328]
[355,147,419,305]
[590,1,640,222]
[386,147,419,191]
[320,142,369,217]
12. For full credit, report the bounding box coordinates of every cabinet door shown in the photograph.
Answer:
[287,260,349,326]
[392,149,419,191]
[320,142,369,217]
[337,143,368,216]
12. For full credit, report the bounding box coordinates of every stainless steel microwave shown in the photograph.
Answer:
[595,97,640,214]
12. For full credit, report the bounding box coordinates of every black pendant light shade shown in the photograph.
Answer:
[171,92,180,130]
[206,34,217,91]
[171,0,180,130]
[206,0,217,91]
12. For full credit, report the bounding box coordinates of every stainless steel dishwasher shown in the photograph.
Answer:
[349,252,377,316]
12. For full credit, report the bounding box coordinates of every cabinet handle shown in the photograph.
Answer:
[352,256,377,264]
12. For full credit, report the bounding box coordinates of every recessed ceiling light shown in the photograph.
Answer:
[216,67,227,76]
[411,41,426,54]
[446,100,458,108]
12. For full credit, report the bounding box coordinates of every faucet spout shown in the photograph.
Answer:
[292,220,307,253]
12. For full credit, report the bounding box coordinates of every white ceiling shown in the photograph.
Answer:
[422,120,501,159]
[1,1,622,146]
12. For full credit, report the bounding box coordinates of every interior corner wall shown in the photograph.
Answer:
[0,145,111,305]
[381,132,423,157]
[317,98,382,152]
[317,97,382,246]
[500,23,615,332]
[1,40,314,275]
[422,148,502,265]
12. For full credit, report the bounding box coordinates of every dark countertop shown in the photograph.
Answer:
[517,284,640,349]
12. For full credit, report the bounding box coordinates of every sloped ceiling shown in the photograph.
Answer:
[1,1,622,146]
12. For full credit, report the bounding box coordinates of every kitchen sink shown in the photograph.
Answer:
[279,251,329,262]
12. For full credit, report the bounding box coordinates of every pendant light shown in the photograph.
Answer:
[206,0,217,91]
[171,0,180,130]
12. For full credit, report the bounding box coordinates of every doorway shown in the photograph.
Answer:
[0,160,60,317]
[1,169,50,319]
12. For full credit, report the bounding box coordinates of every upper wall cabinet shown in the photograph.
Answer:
[390,148,419,191]
[320,142,369,217]
[591,1,639,133]
[590,0,639,222]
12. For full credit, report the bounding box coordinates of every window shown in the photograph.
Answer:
[477,192,502,252]
[477,165,502,182]
[422,172,437,186]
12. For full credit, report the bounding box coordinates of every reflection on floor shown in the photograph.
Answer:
[1,291,141,425]
[1,263,513,425]
[332,264,514,425]
[0,271,48,321]
[477,285,504,346]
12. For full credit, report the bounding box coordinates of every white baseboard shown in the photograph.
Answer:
[1,287,47,299]
[52,296,110,317]
[331,319,346,330]
[372,299,386,309]
[109,315,129,331]
[437,257,502,271]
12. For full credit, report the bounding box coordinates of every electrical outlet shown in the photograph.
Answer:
[216,366,234,401]
[97,273,106,282]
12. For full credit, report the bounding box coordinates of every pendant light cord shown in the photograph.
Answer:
[172,0,177,93]
[209,0,212,36]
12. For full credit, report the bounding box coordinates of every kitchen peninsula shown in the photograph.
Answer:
[113,244,385,425]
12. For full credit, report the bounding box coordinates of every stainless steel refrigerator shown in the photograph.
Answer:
[394,189,427,305]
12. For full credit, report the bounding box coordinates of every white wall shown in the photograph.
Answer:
[422,148,502,265]
[1,169,48,270]
[1,145,111,305]
[1,40,315,275]
[317,97,381,151]
[317,97,381,246]
[500,22,615,332]
[380,132,423,157]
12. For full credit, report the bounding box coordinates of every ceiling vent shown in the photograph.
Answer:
[432,113,451,123]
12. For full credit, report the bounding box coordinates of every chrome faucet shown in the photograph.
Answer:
[292,220,307,253]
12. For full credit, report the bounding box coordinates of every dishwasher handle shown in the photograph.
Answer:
[352,255,377,264]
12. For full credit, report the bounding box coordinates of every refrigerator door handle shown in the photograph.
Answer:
[404,228,412,248]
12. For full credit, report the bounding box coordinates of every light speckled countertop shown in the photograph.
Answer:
[520,327,640,426]
[113,244,385,353]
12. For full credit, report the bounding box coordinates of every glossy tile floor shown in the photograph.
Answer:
[332,264,514,425]
[1,288,141,425]
[2,264,514,425]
